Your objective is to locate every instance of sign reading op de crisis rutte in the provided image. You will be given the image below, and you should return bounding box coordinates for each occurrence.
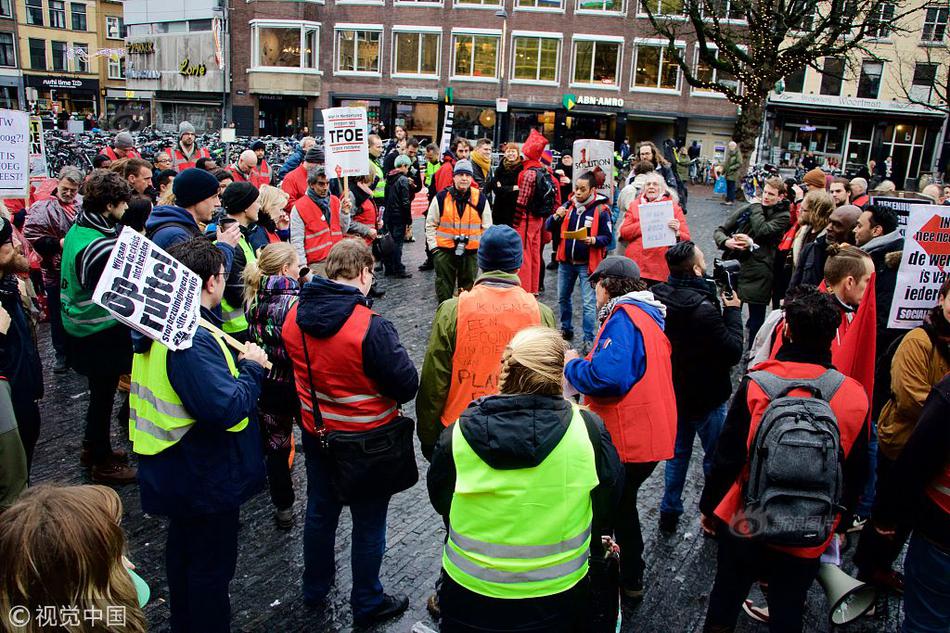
[888,205,950,330]
[0,109,30,196]
[93,227,203,350]
[322,107,369,179]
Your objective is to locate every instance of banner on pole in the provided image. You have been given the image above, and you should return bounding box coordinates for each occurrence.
[29,115,48,184]
[322,107,369,179]
[93,227,203,350]
[639,200,676,249]
[887,205,950,330]
[0,109,30,196]
[438,105,455,157]
[572,139,614,200]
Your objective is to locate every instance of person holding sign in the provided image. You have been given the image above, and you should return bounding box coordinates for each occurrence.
[131,238,268,633]
[60,170,137,485]
[619,173,691,285]
[545,172,613,351]
[289,167,349,277]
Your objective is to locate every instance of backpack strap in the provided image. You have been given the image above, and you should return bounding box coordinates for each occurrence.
[748,369,846,402]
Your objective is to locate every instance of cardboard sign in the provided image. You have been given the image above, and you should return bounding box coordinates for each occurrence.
[572,139,614,201]
[322,107,369,178]
[0,109,30,196]
[887,205,950,330]
[93,227,203,350]
[639,200,676,249]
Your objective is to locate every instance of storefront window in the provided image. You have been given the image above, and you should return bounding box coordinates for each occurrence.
[393,31,440,76]
[857,61,883,99]
[253,22,320,70]
[572,39,620,86]
[26,0,43,25]
[0,86,16,110]
[882,123,933,188]
[778,119,845,167]
[454,105,496,141]
[339,99,382,130]
[49,0,66,29]
[819,57,845,96]
[512,36,559,82]
[453,33,499,79]
[158,103,220,133]
[632,44,680,90]
[336,29,381,74]
[844,121,872,174]
[106,99,151,131]
[0,33,15,68]
[51,41,67,72]
[395,102,438,144]
[575,0,623,12]
[510,110,555,145]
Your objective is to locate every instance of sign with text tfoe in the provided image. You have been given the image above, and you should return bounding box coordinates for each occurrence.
[0,109,30,196]
[93,227,202,350]
[888,205,950,329]
[322,107,369,179]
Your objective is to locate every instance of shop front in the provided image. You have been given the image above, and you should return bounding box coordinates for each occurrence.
[104,89,152,130]
[24,75,99,120]
[257,95,311,137]
[0,72,22,110]
[330,92,447,145]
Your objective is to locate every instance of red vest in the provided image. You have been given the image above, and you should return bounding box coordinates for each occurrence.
[294,194,343,264]
[584,303,677,463]
[283,303,399,435]
[714,359,869,558]
[168,145,211,172]
[352,198,378,245]
[101,146,141,161]
[440,283,542,426]
[253,160,272,189]
[557,199,607,273]
[281,164,309,212]
[228,165,254,184]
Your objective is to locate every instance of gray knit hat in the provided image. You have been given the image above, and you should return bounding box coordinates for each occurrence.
[114,131,134,149]
[179,121,196,136]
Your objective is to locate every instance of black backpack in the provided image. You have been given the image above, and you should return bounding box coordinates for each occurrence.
[529,167,557,218]
[742,369,846,547]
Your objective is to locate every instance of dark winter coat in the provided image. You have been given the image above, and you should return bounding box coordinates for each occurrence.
[860,229,904,358]
[714,200,791,304]
[146,204,235,272]
[789,233,828,290]
[487,160,522,227]
[651,276,744,419]
[23,193,80,286]
[0,275,43,406]
[384,169,413,229]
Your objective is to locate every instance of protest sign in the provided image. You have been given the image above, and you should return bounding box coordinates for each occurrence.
[438,106,455,157]
[887,205,950,329]
[639,200,676,249]
[29,115,48,184]
[0,109,30,196]
[322,107,369,180]
[572,139,614,200]
[870,195,932,238]
[93,227,202,350]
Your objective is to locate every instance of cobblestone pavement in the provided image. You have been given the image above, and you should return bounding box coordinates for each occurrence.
[28,187,901,632]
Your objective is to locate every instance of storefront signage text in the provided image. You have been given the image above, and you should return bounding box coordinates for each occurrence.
[179,58,207,77]
[126,41,155,55]
[575,95,624,109]
[38,78,84,89]
[397,87,438,101]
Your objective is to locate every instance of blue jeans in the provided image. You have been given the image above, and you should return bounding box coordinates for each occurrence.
[903,533,950,632]
[557,263,596,343]
[725,178,737,202]
[856,422,879,518]
[302,432,390,618]
[660,401,728,516]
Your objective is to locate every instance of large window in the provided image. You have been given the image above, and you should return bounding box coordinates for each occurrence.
[0,0,13,18]
[705,0,745,20]
[108,54,124,79]
[516,0,563,10]
[923,4,948,42]
[911,62,938,100]
[73,42,88,72]
[638,0,684,14]
[49,0,66,29]
[251,21,320,70]
[29,38,45,70]
[70,3,86,30]
[576,0,623,12]
[783,67,806,92]
[455,0,502,6]
[819,57,845,96]
[572,38,621,86]
[857,60,883,98]
[393,30,440,77]
[335,28,381,74]
[51,40,66,71]
[512,35,559,83]
[694,47,738,94]
[868,1,895,38]
[106,16,125,39]
[632,42,682,90]
[26,0,43,24]
[452,32,499,79]
[0,33,14,67]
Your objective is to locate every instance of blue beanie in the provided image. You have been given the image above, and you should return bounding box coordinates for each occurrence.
[172,168,221,208]
[477,225,523,273]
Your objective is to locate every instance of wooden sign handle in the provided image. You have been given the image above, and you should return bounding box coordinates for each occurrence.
[200,318,273,370]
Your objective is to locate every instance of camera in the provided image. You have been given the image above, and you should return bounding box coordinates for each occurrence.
[453,234,469,256]
[713,259,741,299]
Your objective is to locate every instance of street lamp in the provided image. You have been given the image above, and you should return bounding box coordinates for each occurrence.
[495,8,508,145]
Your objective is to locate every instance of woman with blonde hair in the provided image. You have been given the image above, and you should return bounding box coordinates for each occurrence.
[244,242,301,528]
[250,184,290,249]
[619,172,691,284]
[0,485,147,633]
[791,188,834,270]
[428,326,623,633]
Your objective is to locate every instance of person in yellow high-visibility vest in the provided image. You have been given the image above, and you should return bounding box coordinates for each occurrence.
[216,181,261,340]
[427,326,623,632]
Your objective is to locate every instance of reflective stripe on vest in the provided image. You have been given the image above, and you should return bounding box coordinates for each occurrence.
[169,146,210,172]
[60,224,118,337]
[434,189,484,251]
[283,302,400,434]
[371,158,386,198]
[440,283,541,426]
[925,464,950,516]
[217,236,256,334]
[129,325,248,455]
[296,195,343,264]
[443,404,598,599]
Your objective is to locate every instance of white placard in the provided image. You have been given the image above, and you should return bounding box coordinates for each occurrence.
[438,105,455,157]
[93,227,203,350]
[29,115,48,183]
[220,127,236,143]
[887,205,950,330]
[0,109,30,196]
[572,139,615,201]
[322,107,369,179]
[639,200,676,249]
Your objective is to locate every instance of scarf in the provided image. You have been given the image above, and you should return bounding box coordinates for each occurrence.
[306,189,331,224]
[502,156,522,171]
[472,150,491,176]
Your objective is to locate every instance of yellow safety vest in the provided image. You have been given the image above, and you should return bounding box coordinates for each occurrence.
[217,235,256,334]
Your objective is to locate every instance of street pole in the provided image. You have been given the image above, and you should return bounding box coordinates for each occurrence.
[495,9,508,145]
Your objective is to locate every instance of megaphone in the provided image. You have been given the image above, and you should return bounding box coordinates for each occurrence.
[817,563,876,625]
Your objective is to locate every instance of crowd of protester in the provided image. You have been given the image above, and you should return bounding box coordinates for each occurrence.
[0,123,948,633]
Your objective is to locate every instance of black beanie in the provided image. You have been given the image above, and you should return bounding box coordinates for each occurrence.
[221,181,259,215]
[172,168,221,208]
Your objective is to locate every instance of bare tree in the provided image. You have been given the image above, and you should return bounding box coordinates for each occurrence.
[643,0,923,170]
[890,40,950,114]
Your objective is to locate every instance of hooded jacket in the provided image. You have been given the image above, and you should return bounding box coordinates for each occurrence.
[513,130,551,227]
[427,394,623,539]
[651,277,744,419]
[384,169,413,227]
[714,200,791,304]
[23,192,80,285]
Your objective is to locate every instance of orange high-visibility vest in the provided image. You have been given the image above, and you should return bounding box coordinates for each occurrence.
[168,145,211,172]
[434,188,486,251]
[253,160,272,188]
[295,194,343,265]
[440,282,542,426]
[101,146,141,161]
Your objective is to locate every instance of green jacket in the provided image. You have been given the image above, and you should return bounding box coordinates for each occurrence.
[416,272,556,456]
[713,201,791,304]
[724,148,742,180]
[673,151,690,181]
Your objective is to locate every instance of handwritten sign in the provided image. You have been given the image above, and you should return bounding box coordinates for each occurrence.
[93,227,202,350]
[322,107,369,178]
[29,115,48,184]
[887,205,950,329]
[572,139,614,200]
[0,109,30,196]
[639,200,676,249]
